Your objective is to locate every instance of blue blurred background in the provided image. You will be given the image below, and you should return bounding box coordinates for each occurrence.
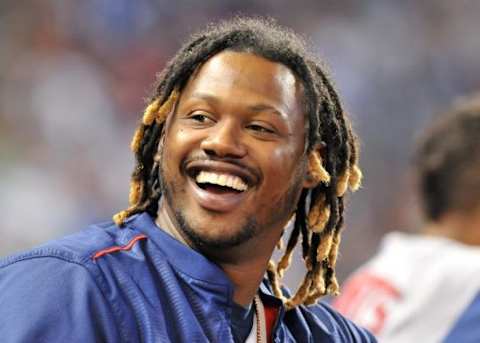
[1,0,479,288]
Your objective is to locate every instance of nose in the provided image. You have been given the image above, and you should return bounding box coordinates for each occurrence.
[200,120,247,158]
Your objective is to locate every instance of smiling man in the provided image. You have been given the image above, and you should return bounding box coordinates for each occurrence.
[0,17,375,342]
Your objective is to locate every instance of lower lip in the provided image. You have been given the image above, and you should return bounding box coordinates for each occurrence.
[187,177,248,212]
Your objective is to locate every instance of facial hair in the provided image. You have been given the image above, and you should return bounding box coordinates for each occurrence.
[158,154,306,251]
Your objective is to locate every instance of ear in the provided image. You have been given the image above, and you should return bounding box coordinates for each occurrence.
[155,89,179,153]
[303,171,317,189]
[303,142,328,189]
[154,151,162,163]
[155,131,166,163]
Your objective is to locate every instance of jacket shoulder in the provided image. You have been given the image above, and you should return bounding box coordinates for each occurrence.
[0,220,142,269]
[0,246,123,341]
[301,301,377,342]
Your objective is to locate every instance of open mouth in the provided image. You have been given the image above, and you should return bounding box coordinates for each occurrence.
[185,163,255,212]
[195,171,248,193]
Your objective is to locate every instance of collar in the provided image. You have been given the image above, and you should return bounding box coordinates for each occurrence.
[125,212,285,313]
[126,213,233,288]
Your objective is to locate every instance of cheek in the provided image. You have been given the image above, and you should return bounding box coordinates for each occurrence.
[163,127,194,163]
[166,125,187,150]
[263,145,304,188]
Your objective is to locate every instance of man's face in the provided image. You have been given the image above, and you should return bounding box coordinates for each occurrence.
[159,50,309,251]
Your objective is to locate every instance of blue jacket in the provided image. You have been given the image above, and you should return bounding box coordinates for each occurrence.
[0,213,376,342]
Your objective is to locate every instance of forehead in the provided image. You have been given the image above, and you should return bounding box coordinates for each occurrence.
[179,50,305,117]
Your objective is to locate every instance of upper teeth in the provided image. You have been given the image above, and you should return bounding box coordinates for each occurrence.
[196,171,248,191]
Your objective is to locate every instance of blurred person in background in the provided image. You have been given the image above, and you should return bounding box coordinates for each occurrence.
[0,17,375,342]
[332,94,480,343]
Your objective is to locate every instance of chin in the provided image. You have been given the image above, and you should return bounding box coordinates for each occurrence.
[176,210,258,250]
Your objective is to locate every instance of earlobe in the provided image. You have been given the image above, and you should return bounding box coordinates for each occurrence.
[154,151,161,163]
[303,170,318,189]
[155,134,166,162]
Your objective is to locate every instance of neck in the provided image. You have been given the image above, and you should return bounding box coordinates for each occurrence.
[155,199,281,306]
[218,255,270,306]
[155,200,191,247]
[422,207,480,246]
[211,236,278,306]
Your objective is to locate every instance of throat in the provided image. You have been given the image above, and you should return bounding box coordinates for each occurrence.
[155,199,192,247]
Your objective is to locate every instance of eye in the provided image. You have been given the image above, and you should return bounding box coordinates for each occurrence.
[183,111,216,126]
[247,123,275,134]
[190,113,213,123]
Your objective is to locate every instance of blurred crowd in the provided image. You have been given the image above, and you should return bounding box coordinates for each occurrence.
[1,0,479,288]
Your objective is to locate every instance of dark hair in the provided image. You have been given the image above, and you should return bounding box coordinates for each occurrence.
[415,94,480,221]
[114,16,361,309]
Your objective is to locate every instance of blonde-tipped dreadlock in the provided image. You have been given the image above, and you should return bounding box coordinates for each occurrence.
[308,151,331,184]
[336,169,349,197]
[128,179,142,205]
[284,272,313,309]
[326,234,341,294]
[267,261,287,303]
[307,194,330,233]
[142,99,161,126]
[112,17,362,310]
[266,55,363,309]
[113,89,179,226]
[270,144,362,309]
[349,165,363,191]
[130,126,145,153]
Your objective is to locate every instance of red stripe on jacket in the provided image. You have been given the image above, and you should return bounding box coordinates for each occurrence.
[92,234,147,260]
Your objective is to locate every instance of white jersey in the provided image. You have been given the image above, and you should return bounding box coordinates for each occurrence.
[332,232,480,343]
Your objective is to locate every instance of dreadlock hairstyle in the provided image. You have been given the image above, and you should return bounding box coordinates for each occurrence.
[415,93,480,222]
[113,16,362,310]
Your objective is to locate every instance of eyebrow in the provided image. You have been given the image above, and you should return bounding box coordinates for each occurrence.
[189,92,284,117]
[248,104,283,117]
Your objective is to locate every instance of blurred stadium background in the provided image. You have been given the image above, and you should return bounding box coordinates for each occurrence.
[1,0,479,288]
